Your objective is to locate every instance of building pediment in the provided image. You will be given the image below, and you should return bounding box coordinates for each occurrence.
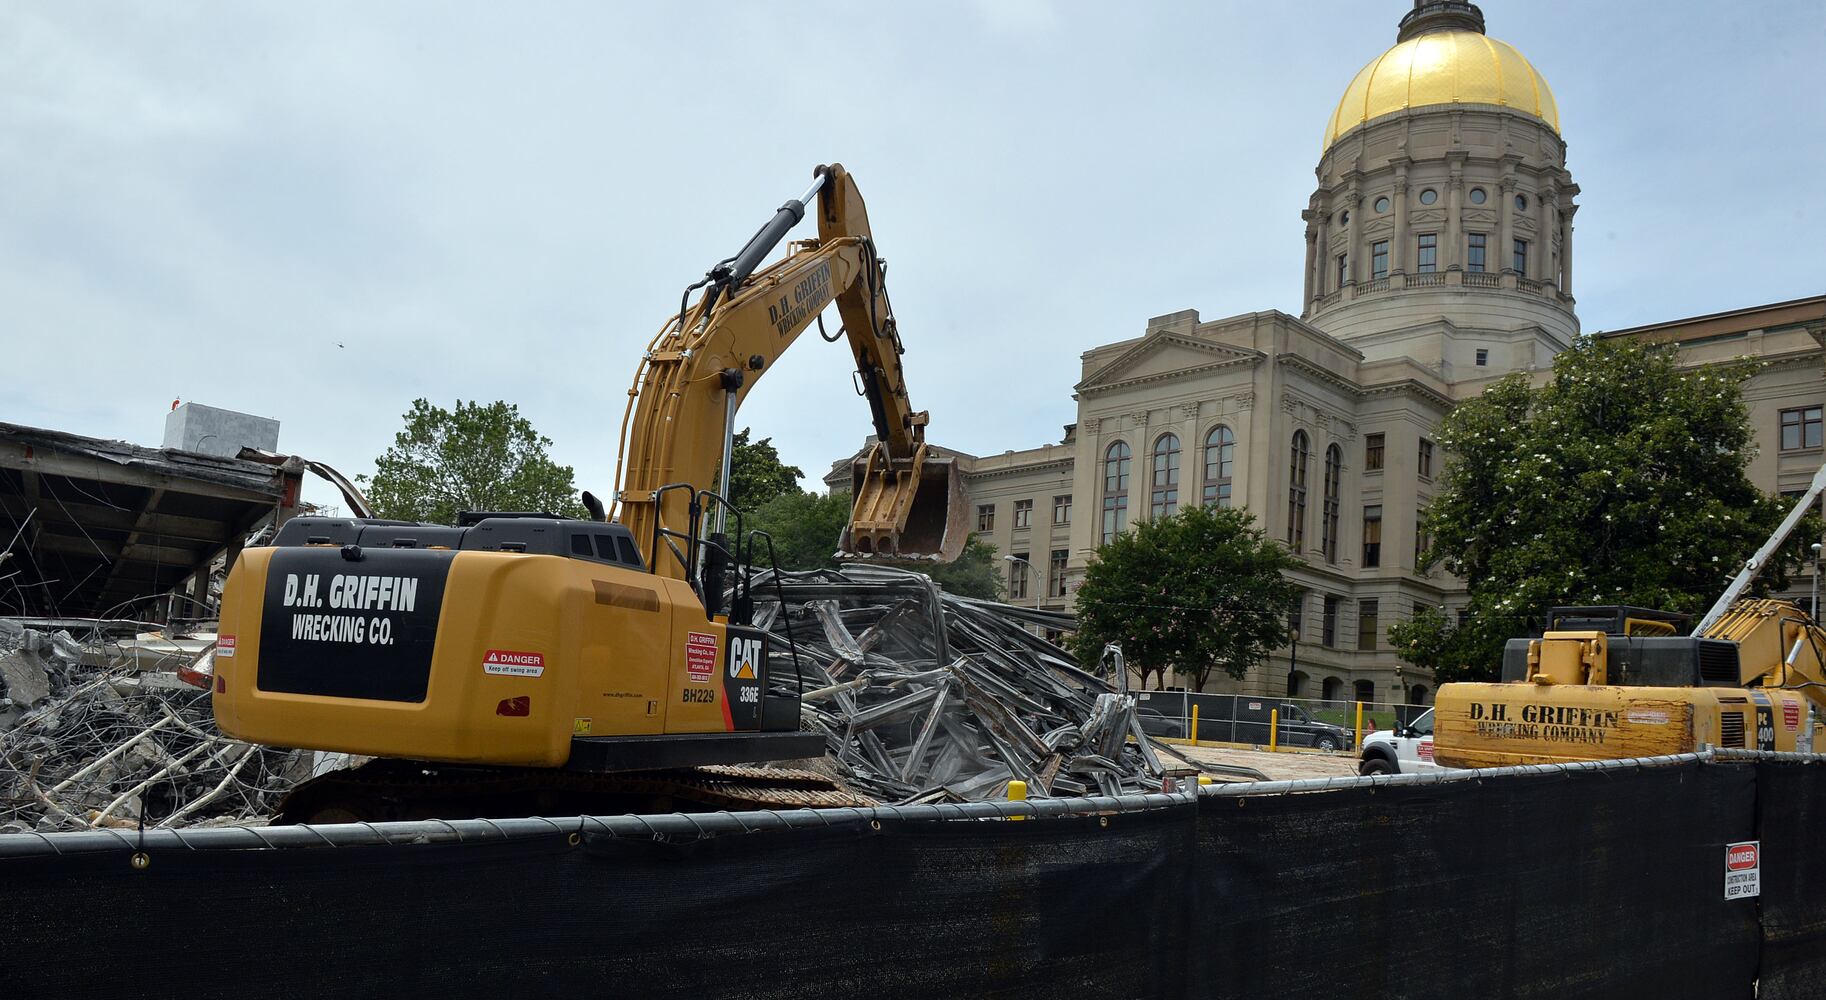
[1075,331,1263,396]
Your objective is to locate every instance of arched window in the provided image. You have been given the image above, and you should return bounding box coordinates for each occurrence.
[1287,431,1310,548]
[1320,444,1342,563]
[1353,679,1375,703]
[1321,676,1343,703]
[1150,434,1180,519]
[1410,684,1429,706]
[1100,441,1130,545]
[1202,425,1234,507]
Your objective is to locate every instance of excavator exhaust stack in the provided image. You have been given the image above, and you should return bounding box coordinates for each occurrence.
[839,442,969,562]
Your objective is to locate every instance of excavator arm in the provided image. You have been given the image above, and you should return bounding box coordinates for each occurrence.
[1700,599,1826,718]
[611,164,966,581]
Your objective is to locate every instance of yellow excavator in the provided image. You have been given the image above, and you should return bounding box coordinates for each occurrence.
[211,164,968,820]
[1434,464,1826,768]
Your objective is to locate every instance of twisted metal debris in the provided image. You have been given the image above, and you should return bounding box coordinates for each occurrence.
[750,565,1190,803]
[0,621,309,832]
[3,566,1187,829]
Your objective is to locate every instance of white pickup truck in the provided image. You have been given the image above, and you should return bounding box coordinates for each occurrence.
[1357,708,1451,775]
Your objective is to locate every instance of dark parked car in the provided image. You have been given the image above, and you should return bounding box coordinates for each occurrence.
[1184,696,1351,750]
[1136,707,1186,739]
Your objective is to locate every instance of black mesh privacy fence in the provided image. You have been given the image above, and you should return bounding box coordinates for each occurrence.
[1748,755,1826,1000]
[3,752,1825,999]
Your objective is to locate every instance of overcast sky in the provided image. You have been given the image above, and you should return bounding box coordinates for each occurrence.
[5,2,1822,512]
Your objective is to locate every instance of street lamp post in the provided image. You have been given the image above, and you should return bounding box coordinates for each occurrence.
[1811,543,1822,619]
[1002,554,1040,610]
[1286,626,1300,697]
[1003,555,1041,636]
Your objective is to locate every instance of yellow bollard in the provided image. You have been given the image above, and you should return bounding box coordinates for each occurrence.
[1191,704,1200,745]
[1269,709,1279,751]
[1354,701,1364,751]
[1006,779,1027,821]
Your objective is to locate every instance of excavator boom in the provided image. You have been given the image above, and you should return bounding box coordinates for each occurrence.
[612,164,967,576]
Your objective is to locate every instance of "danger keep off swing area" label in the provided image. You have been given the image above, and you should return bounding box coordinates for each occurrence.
[482,650,545,678]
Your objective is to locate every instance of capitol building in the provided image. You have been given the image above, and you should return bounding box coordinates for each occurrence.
[830,1,1825,703]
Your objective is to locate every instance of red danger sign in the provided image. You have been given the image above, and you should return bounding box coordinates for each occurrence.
[1784,701,1801,731]
[686,632,718,683]
[1727,843,1758,871]
[217,634,237,659]
[1725,840,1761,900]
[482,649,545,678]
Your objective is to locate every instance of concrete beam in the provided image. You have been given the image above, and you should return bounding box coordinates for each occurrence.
[0,447,280,504]
[0,494,234,546]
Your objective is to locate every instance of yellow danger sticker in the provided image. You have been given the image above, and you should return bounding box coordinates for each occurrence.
[572,717,593,735]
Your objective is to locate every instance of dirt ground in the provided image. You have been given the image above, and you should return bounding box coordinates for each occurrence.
[1164,742,1362,782]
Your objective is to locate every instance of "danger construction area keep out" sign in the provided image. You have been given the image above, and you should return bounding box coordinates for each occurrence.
[1725,841,1760,900]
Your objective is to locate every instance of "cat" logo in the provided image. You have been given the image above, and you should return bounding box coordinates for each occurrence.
[728,637,762,680]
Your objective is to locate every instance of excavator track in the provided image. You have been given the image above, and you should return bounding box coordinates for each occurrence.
[274,759,876,825]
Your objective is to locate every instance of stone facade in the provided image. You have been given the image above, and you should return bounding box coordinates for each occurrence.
[826,3,1824,703]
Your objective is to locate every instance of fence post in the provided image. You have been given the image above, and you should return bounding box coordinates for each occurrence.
[1269,709,1279,751]
[1354,702,1364,751]
[1191,704,1200,745]
[1006,780,1027,821]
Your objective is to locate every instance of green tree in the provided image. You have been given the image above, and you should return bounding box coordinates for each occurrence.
[747,489,1003,598]
[362,399,586,524]
[727,428,804,509]
[1071,504,1303,690]
[878,536,1003,600]
[1404,338,1817,682]
[1386,608,1472,685]
[748,490,850,570]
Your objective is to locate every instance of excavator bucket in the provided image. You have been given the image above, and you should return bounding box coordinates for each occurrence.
[839,442,969,562]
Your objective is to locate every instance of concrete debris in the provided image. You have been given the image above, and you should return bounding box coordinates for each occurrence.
[749,565,1196,803]
[0,622,309,833]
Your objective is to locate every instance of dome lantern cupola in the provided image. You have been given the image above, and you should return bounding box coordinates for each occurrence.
[1396,0,1486,42]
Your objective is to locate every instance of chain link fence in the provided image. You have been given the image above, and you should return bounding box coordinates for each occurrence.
[1133,690,1427,750]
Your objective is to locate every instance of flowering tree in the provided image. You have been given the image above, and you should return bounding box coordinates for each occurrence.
[1393,337,1818,683]
[1071,504,1303,690]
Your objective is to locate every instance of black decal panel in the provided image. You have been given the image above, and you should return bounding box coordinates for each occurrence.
[257,548,452,702]
[722,625,766,731]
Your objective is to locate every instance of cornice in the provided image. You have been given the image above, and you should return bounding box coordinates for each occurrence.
[1076,330,1265,396]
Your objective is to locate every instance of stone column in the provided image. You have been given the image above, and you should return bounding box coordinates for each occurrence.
[1498,177,1515,273]
[1343,184,1361,286]
[1390,162,1410,275]
[1313,211,1330,298]
[1445,166,1464,270]
[1302,221,1317,305]
[1179,402,1202,511]
[1537,183,1558,282]
[1128,410,1150,525]
[1560,204,1575,295]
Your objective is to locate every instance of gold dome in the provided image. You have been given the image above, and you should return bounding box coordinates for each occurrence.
[1322,30,1559,152]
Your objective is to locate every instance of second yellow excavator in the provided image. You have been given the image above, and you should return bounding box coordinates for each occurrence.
[210,164,968,820]
[1434,464,1826,768]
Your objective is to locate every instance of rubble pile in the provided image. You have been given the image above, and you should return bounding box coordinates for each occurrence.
[0,623,308,833]
[751,565,1188,803]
